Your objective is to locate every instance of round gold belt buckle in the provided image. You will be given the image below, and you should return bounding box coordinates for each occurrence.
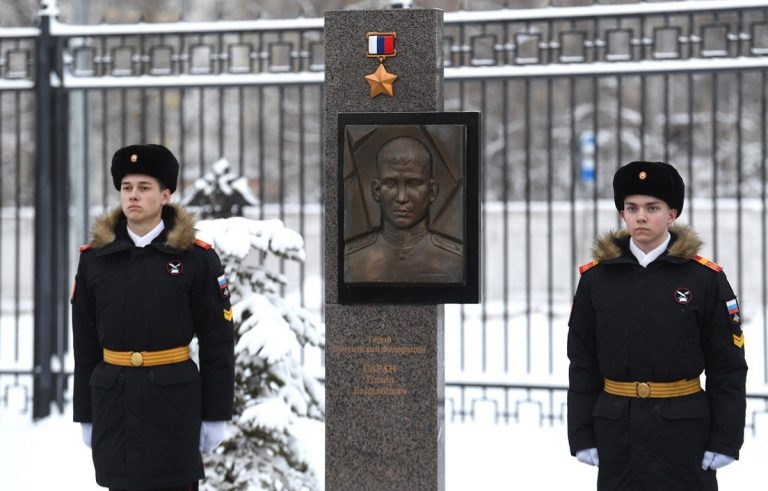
[636,382,651,398]
[130,352,144,367]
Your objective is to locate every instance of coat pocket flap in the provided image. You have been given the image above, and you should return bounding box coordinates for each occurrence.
[592,394,628,420]
[89,363,121,388]
[660,392,708,420]
[151,361,199,386]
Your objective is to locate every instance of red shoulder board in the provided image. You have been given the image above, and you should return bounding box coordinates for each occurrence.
[578,260,599,275]
[194,238,212,250]
[79,243,92,252]
[692,255,722,272]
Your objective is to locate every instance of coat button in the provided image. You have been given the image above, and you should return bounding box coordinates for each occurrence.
[130,352,144,367]
[637,382,651,398]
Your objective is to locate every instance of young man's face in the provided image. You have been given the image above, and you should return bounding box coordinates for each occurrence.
[372,158,437,230]
[120,174,170,230]
[620,194,677,252]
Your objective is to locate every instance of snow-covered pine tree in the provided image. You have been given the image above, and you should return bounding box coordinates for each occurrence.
[184,157,260,218]
[187,167,325,491]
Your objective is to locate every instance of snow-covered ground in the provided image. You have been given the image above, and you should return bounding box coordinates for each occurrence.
[1,403,766,490]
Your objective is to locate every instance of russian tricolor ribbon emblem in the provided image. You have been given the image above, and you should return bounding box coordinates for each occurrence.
[365,32,398,98]
[368,34,396,56]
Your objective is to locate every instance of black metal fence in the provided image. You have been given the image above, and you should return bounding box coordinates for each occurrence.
[1,1,768,428]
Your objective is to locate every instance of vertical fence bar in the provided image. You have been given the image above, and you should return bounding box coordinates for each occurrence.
[569,77,577,292]
[687,73,694,227]
[139,35,147,144]
[524,78,532,374]
[639,76,646,161]
[199,87,205,174]
[238,86,244,175]
[616,75,623,229]
[179,87,186,197]
[459,79,466,372]
[0,93,3,341]
[160,88,166,145]
[14,91,21,363]
[299,85,306,311]
[502,78,509,373]
[278,85,285,295]
[120,88,127,145]
[258,86,265,219]
[736,71,743,302]
[547,77,554,375]
[32,11,54,420]
[480,79,487,374]
[298,84,306,365]
[762,69,768,384]
[664,74,670,164]
[81,90,90,245]
[53,33,70,412]
[218,86,224,160]
[711,73,719,261]
[591,76,598,240]
[101,89,109,209]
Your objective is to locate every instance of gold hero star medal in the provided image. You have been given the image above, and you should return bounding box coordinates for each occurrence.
[365,32,397,97]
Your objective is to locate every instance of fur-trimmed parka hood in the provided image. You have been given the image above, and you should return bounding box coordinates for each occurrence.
[90,203,197,251]
[592,223,702,262]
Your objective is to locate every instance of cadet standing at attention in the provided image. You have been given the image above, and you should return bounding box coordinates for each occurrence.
[71,144,235,491]
[568,161,747,490]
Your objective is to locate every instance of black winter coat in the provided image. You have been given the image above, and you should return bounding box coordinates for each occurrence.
[72,204,235,489]
[568,224,747,491]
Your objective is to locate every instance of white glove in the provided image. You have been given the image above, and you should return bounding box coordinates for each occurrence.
[81,422,93,448]
[701,451,735,471]
[199,421,227,453]
[576,447,599,467]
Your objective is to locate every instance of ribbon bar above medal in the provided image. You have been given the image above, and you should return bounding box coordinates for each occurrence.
[365,32,398,98]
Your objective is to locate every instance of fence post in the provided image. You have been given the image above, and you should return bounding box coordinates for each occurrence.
[32,0,61,420]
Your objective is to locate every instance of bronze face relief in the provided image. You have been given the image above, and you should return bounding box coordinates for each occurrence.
[337,112,480,304]
[343,129,465,284]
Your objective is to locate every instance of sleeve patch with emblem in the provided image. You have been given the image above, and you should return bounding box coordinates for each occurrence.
[217,274,230,298]
[223,308,233,321]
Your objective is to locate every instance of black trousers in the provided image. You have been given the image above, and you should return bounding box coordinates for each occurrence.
[109,483,198,491]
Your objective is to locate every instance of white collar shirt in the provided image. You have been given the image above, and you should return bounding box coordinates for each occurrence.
[127,220,165,248]
[629,232,671,268]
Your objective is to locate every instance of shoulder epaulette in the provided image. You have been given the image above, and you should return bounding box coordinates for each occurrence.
[79,243,92,252]
[344,232,378,255]
[692,254,722,272]
[578,259,599,275]
[194,238,212,250]
[431,234,463,256]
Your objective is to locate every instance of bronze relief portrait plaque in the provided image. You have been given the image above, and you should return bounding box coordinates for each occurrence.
[338,112,480,304]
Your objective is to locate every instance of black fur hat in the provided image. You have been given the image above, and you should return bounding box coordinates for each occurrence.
[111,144,179,193]
[613,161,685,217]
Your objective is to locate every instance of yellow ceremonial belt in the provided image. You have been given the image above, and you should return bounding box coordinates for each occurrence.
[603,377,701,399]
[103,346,190,367]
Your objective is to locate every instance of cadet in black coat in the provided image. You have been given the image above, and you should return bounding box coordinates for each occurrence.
[568,161,747,490]
[72,144,235,490]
